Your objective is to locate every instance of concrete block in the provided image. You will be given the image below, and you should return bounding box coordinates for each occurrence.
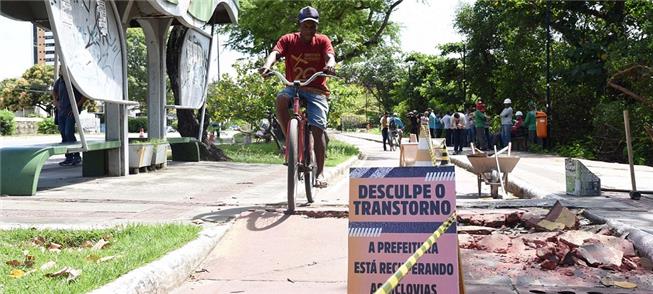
[565,158,601,196]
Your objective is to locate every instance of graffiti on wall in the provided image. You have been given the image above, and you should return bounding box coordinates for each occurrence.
[46,0,124,102]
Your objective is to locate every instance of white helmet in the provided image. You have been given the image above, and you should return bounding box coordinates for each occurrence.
[515,111,523,116]
[503,98,512,104]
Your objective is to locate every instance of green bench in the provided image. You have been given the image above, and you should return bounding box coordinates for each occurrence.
[167,137,201,162]
[0,140,121,196]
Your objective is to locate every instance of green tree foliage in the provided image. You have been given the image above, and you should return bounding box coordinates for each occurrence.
[206,61,277,128]
[218,0,402,62]
[0,109,16,136]
[454,0,653,164]
[0,64,55,113]
[206,60,371,130]
[126,28,148,111]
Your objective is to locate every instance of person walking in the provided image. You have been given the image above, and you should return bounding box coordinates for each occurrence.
[474,101,487,150]
[428,108,437,138]
[452,112,465,154]
[466,106,475,147]
[380,112,390,151]
[409,110,420,141]
[442,112,452,146]
[523,102,537,147]
[500,98,513,148]
[52,70,85,166]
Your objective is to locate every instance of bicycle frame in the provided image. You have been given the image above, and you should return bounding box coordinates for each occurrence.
[265,70,328,210]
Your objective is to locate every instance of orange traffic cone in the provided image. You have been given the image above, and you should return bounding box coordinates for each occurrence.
[138,128,145,138]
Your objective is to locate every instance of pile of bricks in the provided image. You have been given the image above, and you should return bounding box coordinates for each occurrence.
[457,204,651,272]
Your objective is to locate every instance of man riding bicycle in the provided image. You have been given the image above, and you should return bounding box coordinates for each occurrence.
[389,112,404,146]
[259,6,336,188]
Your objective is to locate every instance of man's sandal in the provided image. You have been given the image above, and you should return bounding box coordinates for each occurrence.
[314,178,328,188]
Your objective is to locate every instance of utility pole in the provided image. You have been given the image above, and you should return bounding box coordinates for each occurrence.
[545,0,552,148]
[462,43,467,102]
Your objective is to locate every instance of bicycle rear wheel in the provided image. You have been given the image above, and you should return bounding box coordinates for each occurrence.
[304,128,316,203]
[287,119,299,213]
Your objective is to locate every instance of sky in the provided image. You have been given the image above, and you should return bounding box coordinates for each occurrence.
[0,0,471,81]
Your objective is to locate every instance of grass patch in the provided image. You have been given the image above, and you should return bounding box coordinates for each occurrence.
[0,224,200,294]
[220,139,359,167]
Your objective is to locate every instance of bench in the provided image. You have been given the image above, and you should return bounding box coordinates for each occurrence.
[0,140,121,196]
[167,137,201,162]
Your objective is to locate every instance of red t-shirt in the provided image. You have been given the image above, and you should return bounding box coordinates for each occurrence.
[273,32,334,94]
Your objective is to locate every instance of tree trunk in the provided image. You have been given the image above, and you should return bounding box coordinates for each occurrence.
[166,26,229,161]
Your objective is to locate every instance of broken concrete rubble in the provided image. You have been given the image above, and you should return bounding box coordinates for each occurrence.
[575,243,623,269]
[458,206,643,273]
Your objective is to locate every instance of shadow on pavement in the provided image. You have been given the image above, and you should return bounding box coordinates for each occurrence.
[245,210,291,232]
[193,206,260,224]
[37,159,99,192]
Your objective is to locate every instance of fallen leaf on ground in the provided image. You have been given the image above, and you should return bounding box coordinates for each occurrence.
[8,269,24,279]
[81,240,94,248]
[40,261,56,271]
[102,234,113,241]
[48,243,62,252]
[613,281,637,289]
[5,260,21,267]
[91,239,110,251]
[45,267,81,282]
[287,278,295,283]
[86,254,101,262]
[600,277,614,287]
[23,255,34,267]
[30,236,45,246]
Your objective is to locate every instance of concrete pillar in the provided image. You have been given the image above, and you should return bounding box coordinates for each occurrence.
[138,18,173,139]
[106,103,128,176]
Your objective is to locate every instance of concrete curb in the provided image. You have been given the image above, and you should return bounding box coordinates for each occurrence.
[90,221,235,294]
[323,152,367,183]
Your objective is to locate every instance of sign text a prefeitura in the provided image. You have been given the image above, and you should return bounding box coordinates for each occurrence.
[347,166,459,294]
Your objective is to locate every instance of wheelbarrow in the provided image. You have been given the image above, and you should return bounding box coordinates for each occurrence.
[467,144,520,199]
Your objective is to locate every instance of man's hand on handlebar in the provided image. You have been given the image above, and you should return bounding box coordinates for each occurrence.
[258,67,271,77]
[323,65,336,76]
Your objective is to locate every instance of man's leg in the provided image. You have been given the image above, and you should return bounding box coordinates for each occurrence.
[303,90,329,186]
[382,128,389,150]
[276,94,291,137]
[313,127,326,177]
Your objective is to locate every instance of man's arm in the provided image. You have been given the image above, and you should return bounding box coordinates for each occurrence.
[259,51,280,76]
[323,53,336,75]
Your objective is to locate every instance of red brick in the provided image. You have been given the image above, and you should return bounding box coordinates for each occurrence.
[458,233,476,249]
[476,234,512,253]
[458,226,497,235]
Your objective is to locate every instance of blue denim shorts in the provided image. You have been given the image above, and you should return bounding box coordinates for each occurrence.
[278,87,329,130]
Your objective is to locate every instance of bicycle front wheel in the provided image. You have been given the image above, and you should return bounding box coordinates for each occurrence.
[287,119,299,213]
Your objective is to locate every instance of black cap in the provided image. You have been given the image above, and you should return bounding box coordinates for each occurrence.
[298,6,319,23]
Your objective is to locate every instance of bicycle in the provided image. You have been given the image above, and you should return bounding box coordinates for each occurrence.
[265,70,329,212]
[388,128,401,151]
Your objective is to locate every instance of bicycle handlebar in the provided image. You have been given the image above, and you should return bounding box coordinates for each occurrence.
[264,70,330,87]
